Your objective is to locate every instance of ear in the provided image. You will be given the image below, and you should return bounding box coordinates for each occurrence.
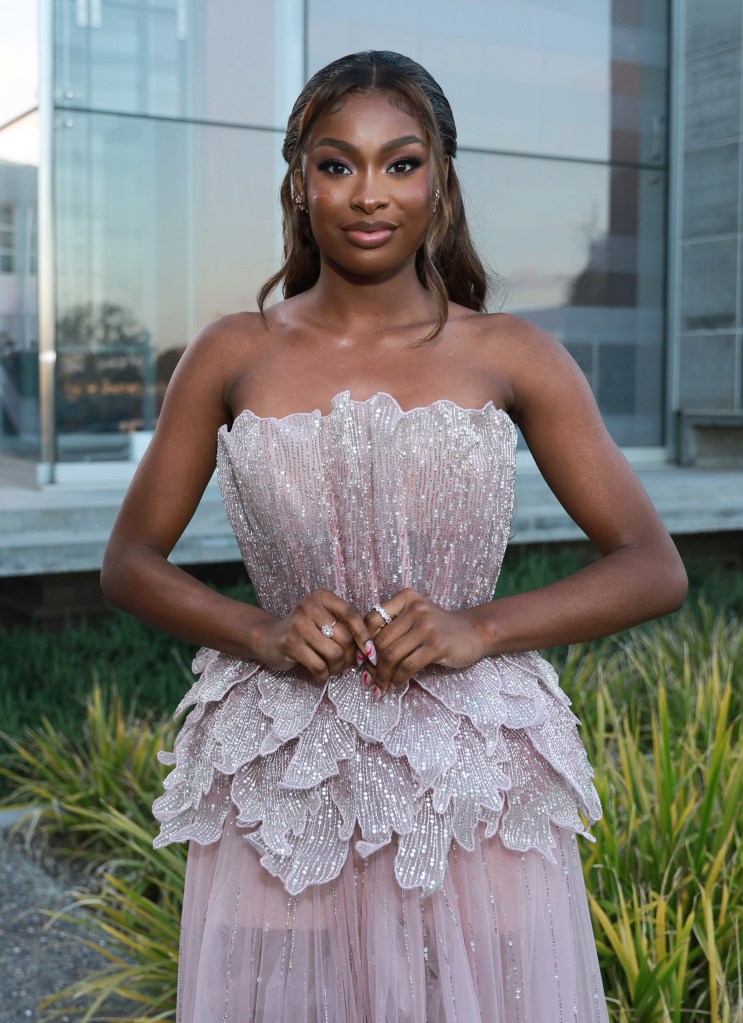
[292,168,305,200]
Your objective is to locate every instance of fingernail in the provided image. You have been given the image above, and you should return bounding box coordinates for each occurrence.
[365,641,377,666]
[362,671,372,688]
[372,686,382,702]
[355,648,364,665]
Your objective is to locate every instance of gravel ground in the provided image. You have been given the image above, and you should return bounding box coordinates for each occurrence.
[0,821,134,1022]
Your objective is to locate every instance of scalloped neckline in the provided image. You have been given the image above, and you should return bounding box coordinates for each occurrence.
[223,389,514,435]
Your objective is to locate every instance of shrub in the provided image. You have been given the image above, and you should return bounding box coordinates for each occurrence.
[1,575,741,1020]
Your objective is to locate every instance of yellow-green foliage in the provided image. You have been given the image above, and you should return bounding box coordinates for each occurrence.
[569,606,743,1022]
[1,604,741,1022]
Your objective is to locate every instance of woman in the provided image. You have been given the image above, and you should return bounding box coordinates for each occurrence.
[102,50,687,1022]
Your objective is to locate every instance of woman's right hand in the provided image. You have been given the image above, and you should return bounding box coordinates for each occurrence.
[251,589,373,684]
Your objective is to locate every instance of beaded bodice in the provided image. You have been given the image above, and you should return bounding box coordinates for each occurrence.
[218,390,516,616]
[153,391,601,897]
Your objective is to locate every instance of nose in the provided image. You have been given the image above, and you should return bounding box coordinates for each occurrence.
[350,171,389,214]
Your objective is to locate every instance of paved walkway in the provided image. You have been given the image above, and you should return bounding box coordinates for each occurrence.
[0,814,133,1021]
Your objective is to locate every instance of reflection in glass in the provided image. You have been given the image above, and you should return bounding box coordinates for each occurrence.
[308,0,668,164]
[54,111,282,460]
[54,0,283,128]
[459,151,666,445]
[0,112,39,460]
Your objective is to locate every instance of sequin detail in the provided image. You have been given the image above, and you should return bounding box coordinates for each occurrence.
[153,391,602,896]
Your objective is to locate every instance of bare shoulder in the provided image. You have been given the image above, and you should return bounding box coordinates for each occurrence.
[471,310,566,364]
[445,309,577,417]
[168,311,270,413]
[184,310,266,367]
[467,312,591,424]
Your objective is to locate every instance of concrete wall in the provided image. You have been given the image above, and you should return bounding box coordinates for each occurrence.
[677,0,743,464]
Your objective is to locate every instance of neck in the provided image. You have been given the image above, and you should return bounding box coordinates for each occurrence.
[306,257,438,338]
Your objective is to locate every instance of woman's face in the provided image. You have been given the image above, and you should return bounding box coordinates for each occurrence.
[301,91,435,281]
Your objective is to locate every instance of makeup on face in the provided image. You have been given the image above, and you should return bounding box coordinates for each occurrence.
[301,94,434,265]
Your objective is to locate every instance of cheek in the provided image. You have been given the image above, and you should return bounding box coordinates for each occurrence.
[305,171,345,203]
[402,186,433,221]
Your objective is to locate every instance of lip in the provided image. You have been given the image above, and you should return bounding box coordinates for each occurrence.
[342,221,398,249]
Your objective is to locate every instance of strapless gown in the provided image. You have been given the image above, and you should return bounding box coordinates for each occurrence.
[153,391,610,1023]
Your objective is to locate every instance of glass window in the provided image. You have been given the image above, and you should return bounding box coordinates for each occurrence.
[54,111,283,460]
[54,0,287,129]
[0,112,39,460]
[458,150,666,445]
[307,0,669,165]
[306,0,669,446]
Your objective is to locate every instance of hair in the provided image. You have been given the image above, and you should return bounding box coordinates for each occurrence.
[257,50,493,340]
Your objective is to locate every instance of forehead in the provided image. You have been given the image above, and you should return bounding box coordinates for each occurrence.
[309,92,427,145]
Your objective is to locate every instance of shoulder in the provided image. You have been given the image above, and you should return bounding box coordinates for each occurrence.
[185,310,267,361]
[174,311,270,391]
[466,310,561,357]
[449,307,561,357]
[449,309,581,419]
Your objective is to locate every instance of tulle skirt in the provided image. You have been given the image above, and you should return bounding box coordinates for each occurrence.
[177,806,609,1022]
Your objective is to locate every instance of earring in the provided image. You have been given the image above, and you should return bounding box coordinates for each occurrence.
[293,193,307,213]
[432,187,441,214]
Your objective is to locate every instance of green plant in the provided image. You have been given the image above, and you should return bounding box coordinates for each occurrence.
[0,684,178,872]
[576,608,743,1021]
[1,578,741,1020]
[40,808,184,1022]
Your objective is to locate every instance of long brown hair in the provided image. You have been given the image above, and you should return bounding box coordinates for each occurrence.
[257,50,493,339]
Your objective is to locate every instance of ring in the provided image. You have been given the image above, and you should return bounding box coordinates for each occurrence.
[320,620,336,639]
[371,603,393,626]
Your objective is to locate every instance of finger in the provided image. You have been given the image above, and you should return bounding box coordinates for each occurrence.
[364,592,403,632]
[374,625,421,691]
[290,643,337,683]
[288,620,350,680]
[389,644,432,687]
[318,621,358,672]
[363,592,412,661]
[365,604,393,635]
[374,641,425,694]
[310,628,352,678]
[318,594,374,664]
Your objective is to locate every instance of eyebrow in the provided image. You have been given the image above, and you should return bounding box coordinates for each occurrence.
[312,134,427,154]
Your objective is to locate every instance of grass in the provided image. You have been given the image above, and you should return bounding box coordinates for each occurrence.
[0,551,742,1020]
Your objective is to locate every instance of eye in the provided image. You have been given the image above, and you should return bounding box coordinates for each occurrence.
[387,157,423,174]
[317,159,352,175]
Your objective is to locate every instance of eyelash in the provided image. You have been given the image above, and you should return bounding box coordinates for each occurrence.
[316,156,423,176]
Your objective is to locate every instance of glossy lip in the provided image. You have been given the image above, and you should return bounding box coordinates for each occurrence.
[342,220,398,249]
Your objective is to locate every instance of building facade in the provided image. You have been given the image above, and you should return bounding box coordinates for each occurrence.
[0,0,740,485]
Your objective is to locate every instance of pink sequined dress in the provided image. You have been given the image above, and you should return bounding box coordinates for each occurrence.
[153,391,610,1022]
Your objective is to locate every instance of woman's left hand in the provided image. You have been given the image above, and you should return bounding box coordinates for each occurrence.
[362,589,489,694]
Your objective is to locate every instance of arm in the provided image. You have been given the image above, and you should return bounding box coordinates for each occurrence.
[100,316,371,679]
[470,317,688,654]
[369,316,687,690]
[100,316,269,657]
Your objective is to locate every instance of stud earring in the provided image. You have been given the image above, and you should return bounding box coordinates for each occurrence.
[432,187,441,214]
[293,193,307,213]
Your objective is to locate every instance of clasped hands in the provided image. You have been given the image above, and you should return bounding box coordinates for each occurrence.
[255,587,489,699]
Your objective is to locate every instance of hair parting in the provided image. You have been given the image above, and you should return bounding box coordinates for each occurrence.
[257,50,494,340]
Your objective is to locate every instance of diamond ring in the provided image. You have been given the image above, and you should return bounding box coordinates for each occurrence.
[371,603,393,626]
[320,620,336,639]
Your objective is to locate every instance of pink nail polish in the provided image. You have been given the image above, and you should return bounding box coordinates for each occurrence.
[356,648,364,665]
[366,641,377,666]
[362,671,372,688]
[372,686,382,702]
